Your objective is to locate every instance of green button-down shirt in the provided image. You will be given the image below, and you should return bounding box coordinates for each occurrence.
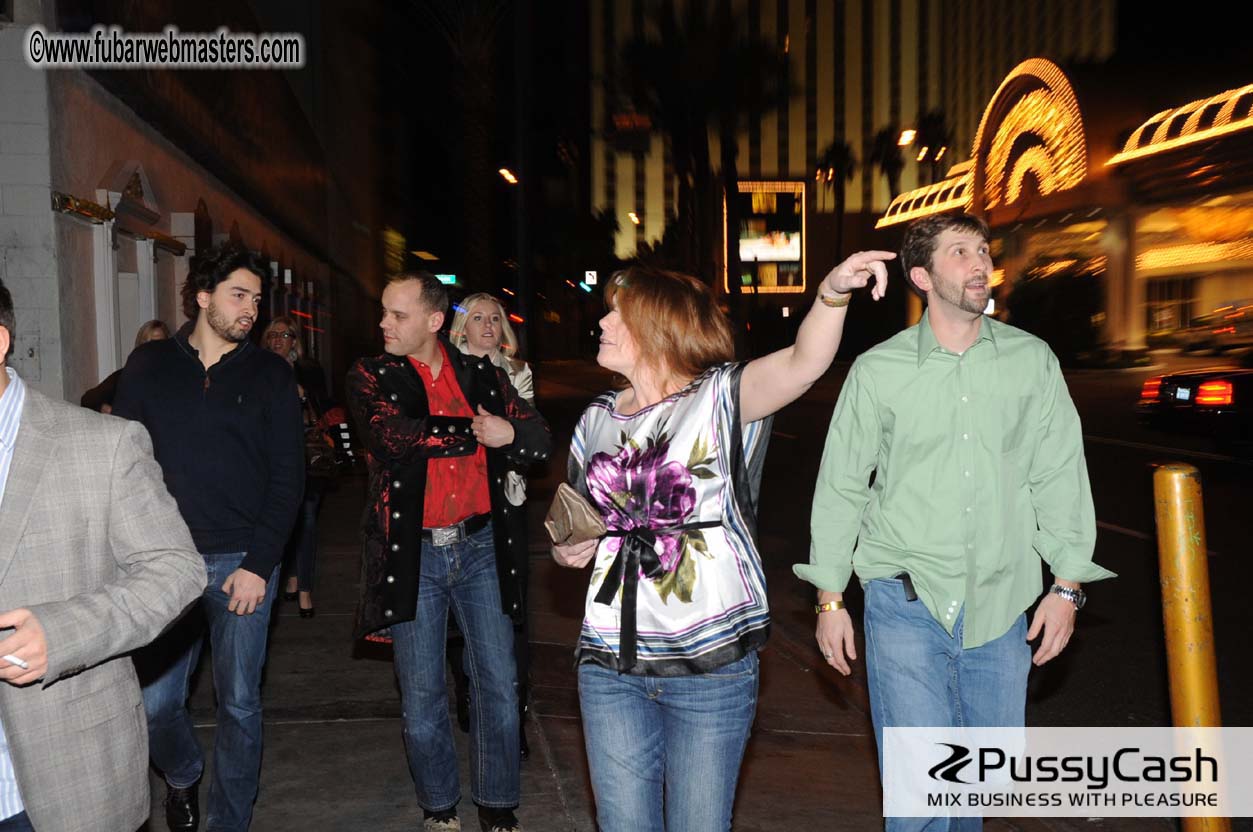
[795,311,1115,648]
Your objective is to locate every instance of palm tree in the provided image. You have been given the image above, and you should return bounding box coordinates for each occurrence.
[913,110,954,185]
[413,0,510,289]
[815,139,857,260]
[867,126,905,201]
[621,2,787,286]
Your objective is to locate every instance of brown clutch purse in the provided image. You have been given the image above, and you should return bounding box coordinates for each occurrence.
[544,482,607,546]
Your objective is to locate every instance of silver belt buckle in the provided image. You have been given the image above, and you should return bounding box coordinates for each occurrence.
[431,525,460,546]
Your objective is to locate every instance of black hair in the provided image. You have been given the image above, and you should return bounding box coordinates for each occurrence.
[0,278,13,360]
[181,242,272,320]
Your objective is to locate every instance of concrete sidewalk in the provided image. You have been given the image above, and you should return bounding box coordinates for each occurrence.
[139,364,1174,831]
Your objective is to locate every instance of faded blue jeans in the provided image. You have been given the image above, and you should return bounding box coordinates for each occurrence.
[136,552,278,832]
[390,521,520,812]
[578,650,759,832]
[864,577,1031,832]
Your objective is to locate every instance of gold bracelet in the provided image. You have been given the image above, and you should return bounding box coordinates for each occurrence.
[819,288,851,308]
[814,600,846,614]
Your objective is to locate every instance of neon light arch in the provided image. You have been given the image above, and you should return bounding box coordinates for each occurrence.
[972,58,1087,210]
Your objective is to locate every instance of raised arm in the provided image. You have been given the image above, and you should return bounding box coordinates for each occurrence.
[739,250,895,424]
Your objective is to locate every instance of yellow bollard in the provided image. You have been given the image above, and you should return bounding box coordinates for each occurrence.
[1152,463,1229,832]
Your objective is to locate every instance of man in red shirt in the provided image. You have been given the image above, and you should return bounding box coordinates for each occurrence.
[348,273,550,832]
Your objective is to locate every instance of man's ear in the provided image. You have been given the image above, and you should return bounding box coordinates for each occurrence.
[197,289,212,311]
[908,266,933,295]
[428,310,445,334]
[0,326,10,365]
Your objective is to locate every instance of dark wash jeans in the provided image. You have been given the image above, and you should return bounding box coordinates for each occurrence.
[391,521,520,812]
[135,552,278,832]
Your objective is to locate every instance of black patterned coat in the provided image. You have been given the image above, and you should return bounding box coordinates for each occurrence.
[347,338,551,639]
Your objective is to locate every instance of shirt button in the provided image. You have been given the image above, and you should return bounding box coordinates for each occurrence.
[966,543,974,550]
[965,506,972,513]
[384,609,393,618]
[961,395,968,403]
[391,543,400,552]
[962,433,969,440]
[386,575,395,584]
[392,511,401,520]
[393,480,401,488]
[509,567,517,576]
[389,393,398,402]
[964,471,971,478]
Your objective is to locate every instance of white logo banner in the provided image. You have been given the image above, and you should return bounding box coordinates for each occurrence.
[884,727,1253,817]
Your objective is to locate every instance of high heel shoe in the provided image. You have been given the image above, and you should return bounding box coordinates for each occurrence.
[298,606,315,618]
[282,590,298,601]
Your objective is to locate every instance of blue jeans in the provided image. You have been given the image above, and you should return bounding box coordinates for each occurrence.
[578,651,759,832]
[136,552,278,832]
[0,811,32,831]
[863,577,1030,832]
[391,522,520,811]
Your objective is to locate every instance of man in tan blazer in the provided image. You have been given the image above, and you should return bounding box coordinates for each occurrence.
[0,278,207,831]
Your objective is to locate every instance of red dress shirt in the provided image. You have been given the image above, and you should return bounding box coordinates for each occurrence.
[408,344,491,526]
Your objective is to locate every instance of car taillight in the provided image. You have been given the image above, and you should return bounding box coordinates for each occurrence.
[1195,380,1233,407]
[1139,376,1162,402]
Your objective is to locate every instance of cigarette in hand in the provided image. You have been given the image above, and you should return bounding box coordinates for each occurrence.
[2,654,29,670]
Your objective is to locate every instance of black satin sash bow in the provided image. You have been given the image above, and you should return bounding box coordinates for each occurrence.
[594,520,722,672]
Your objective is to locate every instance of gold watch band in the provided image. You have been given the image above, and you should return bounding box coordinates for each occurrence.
[814,600,846,614]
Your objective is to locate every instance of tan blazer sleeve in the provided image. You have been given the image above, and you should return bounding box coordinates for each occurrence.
[32,420,206,684]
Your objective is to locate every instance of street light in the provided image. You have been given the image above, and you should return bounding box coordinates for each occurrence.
[627,211,641,225]
[498,168,518,185]
[898,129,916,146]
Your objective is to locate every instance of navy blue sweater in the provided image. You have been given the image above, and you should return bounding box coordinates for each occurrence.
[113,328,304,578]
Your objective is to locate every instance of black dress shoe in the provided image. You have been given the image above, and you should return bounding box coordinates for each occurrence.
[164,781,199,832]
[298,606,316,618]
[282,590,298,601]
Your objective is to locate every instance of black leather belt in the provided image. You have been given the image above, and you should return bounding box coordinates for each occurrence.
[422,512,491,546]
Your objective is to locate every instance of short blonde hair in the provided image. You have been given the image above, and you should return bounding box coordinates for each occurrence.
[449,293,521,357]
[262,315,303,360]
[134,319,170,349]
[604,267,734,382]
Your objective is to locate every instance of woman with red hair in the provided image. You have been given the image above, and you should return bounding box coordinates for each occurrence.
[553,250,894,830]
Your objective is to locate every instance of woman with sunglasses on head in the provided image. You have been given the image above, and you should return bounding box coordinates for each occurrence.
[263,316,330,619]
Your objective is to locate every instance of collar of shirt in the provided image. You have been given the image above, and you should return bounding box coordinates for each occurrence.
[916,309,999,367]
[407,341,453,383]
[0,367,26,453]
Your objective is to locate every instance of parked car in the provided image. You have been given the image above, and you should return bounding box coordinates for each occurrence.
[1179,301,1253,354]
[1137,366,1252,454]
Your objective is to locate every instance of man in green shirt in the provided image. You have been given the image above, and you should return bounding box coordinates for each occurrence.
[796,213,1114,830]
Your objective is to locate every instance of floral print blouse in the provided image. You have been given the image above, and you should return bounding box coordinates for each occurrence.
[568,363,772,676]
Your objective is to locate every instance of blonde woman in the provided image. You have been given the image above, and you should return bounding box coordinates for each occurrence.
[80,319,170,413]
[450,293,534,403]
[448,292,538,761]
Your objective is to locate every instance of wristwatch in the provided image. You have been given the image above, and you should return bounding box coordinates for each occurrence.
[1048,584,1086,610]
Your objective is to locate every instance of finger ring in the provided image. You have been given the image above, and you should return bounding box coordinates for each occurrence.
[822,651,833,658]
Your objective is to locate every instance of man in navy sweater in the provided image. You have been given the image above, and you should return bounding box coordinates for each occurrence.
[114,243,304,832]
